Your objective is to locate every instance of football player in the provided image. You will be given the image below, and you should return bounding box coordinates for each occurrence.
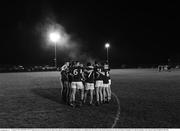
[60,62,70,103]
[102,62,111,103]
[83,62,95,105]
[69,61,84,107]
[94,61,104,105]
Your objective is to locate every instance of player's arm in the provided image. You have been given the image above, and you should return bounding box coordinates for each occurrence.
[59,72,62,81]
[61,64,68,71]
[92,70,95,80]
[68,67,74,77]
[98,69,105,75]
[59,68,65,80]
[80,68,85,81]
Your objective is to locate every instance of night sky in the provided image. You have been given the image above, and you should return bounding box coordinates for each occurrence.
[0,1,178,68]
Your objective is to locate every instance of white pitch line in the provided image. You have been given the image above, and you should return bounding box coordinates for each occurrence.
[111,92,121,128]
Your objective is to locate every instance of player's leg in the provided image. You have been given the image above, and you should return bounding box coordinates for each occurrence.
[108,79,112,100]
[80,88,84,105]
[83,90,88,104]
[90,88,94,105]
[64,81,68,102]
[102,85,106,103]
[95,81,100,105]
[99,86,103,104]
[99,81,104,104]
[65,81,69,104]
[109,86,111,101]
[103,83,108,103]
[61,80,66,102]
[77,82,84,106]
[105,84,109,102]
[103,83,109,103]
[95,87,100,105]
[108,88,111,101]
[88,83,94,105]
[83,83,88,104]
[72,87,76,105]
[81,83,85,102]
[67,82,71,104]
[70,82,76,107]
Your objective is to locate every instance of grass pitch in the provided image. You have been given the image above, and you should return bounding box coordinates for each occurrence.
[0,69,180,128]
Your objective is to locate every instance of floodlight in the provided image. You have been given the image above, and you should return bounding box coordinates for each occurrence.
[49,32,60,43]
[105,43,110,48]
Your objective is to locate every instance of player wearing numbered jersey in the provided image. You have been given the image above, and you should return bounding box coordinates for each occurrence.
[102,62,111,103]
[69,61,84,107]
[94,61,104,105]
[83,62,95,105]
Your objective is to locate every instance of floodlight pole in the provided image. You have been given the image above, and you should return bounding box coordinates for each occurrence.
[49,31,60,70]
[106,47,109,63]
[105,43,110,64]
[54,42,57,69]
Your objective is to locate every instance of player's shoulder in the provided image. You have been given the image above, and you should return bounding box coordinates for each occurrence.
[99,65,103,70]
[83,66,88,71]
[96,65,101,68]
[69,66,75,71]
[87,65,93,69]
[78,66,84,70]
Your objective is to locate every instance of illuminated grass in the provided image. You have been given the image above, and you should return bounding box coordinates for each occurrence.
[0,69,180,127]
[0,72,117,128]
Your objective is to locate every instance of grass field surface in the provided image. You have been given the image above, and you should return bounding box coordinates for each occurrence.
[0,69,180,128]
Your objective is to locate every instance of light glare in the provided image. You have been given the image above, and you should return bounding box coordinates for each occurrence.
[105,43,110,48]
[49,32,60,43]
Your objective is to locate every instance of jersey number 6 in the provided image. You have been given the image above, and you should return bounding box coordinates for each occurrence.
[73,69,78,75]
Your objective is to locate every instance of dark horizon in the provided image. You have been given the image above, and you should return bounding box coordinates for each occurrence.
[0,1,178,68]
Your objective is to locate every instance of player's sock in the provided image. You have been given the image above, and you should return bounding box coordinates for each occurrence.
[100,100,103,104]
[70,101,75,107]
[89,102,94,106]
[106,100,110,103]
[83,99,86,104]
[95,101,100,106]
[79,100,83,106]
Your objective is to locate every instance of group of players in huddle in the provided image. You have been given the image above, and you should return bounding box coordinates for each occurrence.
[60,61,111,108]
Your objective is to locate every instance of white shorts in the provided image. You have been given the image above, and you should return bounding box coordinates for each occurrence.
[95,80,103,87]
[103,84,109,88]
[85,83,94,90]
[109,79,111,85]
[71,82,84,89]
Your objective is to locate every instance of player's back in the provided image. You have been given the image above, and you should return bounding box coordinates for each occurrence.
[94,65,103,80]
[70,65,83,82]
[61,69,68,81]
[84,66,94,83]
[102,68,110,84]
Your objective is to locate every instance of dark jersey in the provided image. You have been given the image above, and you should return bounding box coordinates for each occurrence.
[104,65,110,78]
[102,68,110,84]
[84,66,94,83]
[61,69,69,81]
[69,66,83,82]
[68,65,73,82]
[94,65,103,80]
